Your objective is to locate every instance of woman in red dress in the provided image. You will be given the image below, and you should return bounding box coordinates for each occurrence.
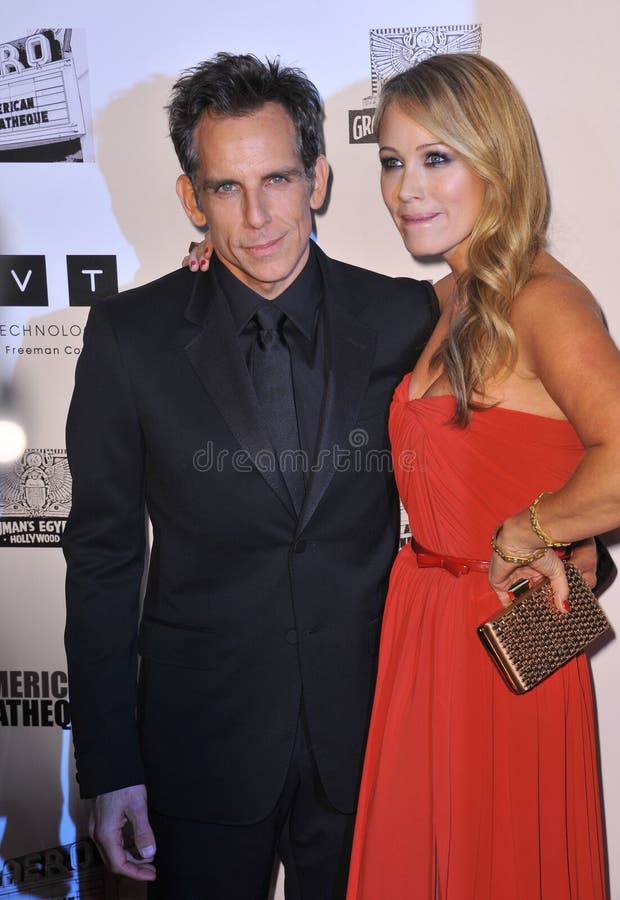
[346,53,620,899]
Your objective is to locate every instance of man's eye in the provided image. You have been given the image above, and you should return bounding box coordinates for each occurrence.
[215,183,236,193]
[269,175,286,185]
[380,157,402,170]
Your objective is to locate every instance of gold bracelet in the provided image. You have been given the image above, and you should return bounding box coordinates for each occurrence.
[491,525,548,565]
[529,492,571,547]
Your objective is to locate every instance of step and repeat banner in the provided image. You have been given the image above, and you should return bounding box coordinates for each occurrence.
[1,1,619,897]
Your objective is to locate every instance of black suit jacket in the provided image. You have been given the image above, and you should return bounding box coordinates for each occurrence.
[64,245,438,823]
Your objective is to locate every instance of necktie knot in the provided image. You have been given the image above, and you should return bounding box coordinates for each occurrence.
[255,305,285,350]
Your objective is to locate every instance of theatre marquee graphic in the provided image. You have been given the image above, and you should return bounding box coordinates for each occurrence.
[0,838,119,899]
[349,24,483,144]
[0,28,91,162]
[0,449,71,547]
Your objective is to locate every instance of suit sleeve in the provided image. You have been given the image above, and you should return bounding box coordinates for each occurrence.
[400,277,440,327]
[594,535,616,593]
[63,300,147,798]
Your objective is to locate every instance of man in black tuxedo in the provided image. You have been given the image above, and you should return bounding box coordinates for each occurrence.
[62,52,438,898]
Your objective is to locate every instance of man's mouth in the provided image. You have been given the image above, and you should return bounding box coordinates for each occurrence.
[243,236,285,255]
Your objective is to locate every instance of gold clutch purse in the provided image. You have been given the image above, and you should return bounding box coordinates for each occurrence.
[477,562,611,693]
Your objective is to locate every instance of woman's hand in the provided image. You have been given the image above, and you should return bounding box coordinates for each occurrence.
[182,232,213,272]
[488,546,569,612]
[489,518,600,613]
[488,514,569,612]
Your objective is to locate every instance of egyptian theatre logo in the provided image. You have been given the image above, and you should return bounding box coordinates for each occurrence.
[0,449,71,546]
[349,24,482,144]
[0,27,92,162]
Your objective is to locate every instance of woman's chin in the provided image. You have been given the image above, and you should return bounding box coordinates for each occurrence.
[406,248,446,265]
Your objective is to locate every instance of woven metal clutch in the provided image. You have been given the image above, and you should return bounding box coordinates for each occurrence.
[477,562,610,693]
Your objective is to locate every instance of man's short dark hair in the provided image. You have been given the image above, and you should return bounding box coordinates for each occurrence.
[168,52,325,191]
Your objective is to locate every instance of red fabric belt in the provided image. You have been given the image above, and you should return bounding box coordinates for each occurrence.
[410,539,490,577]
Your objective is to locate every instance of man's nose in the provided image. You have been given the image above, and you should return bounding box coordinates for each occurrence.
[244,190,271,229]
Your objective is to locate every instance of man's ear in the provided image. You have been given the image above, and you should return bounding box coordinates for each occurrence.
[176,174,208,228]
[310,155,330,212]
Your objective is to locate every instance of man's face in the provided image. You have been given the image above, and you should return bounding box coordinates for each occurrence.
[177,102,329,299]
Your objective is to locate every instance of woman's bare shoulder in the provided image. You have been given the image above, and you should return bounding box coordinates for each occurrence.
[512,252,602,323]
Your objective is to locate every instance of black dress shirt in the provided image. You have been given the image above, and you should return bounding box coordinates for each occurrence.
[212,244,326,468]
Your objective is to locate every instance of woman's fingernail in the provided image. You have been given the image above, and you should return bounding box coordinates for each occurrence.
[189,259,197,271]
[562,599,570,612]
[200,258,208,271]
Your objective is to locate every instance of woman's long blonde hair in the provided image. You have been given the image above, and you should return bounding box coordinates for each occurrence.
[376,53,550,424]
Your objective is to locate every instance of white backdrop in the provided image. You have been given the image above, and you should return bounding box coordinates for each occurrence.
[1,1,618,898]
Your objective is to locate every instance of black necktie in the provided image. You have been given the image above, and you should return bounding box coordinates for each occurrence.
[252,304,305,513]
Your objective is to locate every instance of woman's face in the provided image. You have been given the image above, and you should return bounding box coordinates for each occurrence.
[378,101,486,274]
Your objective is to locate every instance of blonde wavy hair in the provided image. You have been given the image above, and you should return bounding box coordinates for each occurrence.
[375,53,550,424]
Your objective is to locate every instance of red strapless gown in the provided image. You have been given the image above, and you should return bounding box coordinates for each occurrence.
[346,377,606,900]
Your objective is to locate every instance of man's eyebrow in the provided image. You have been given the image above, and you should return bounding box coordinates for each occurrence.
[201,167,306,191]
[201,177,238,191]
[265,167,305,179]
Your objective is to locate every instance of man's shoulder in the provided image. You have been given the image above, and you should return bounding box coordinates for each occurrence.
[101,266,194,312]
[317,247,438,332]
[87,267,198,336]
[317,246,435,303]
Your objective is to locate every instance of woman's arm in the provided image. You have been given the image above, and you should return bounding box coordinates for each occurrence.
[489,270,620,607]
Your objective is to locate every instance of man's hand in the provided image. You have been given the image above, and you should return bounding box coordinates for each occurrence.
[90,784,156,881]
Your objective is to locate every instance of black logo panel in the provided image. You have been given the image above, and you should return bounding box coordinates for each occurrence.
[0,255,48,306]
[66,255,118,306]
[348,109,377,145]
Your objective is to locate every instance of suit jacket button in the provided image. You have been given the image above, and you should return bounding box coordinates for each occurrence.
[286,629,298,645]
[293,540,307,553]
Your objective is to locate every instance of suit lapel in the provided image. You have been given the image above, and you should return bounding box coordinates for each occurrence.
[183,273,296,517]
[298,254,377,534]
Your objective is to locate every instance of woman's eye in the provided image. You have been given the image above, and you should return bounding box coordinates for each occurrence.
[425,152,450,166]
[380,157,402,170]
